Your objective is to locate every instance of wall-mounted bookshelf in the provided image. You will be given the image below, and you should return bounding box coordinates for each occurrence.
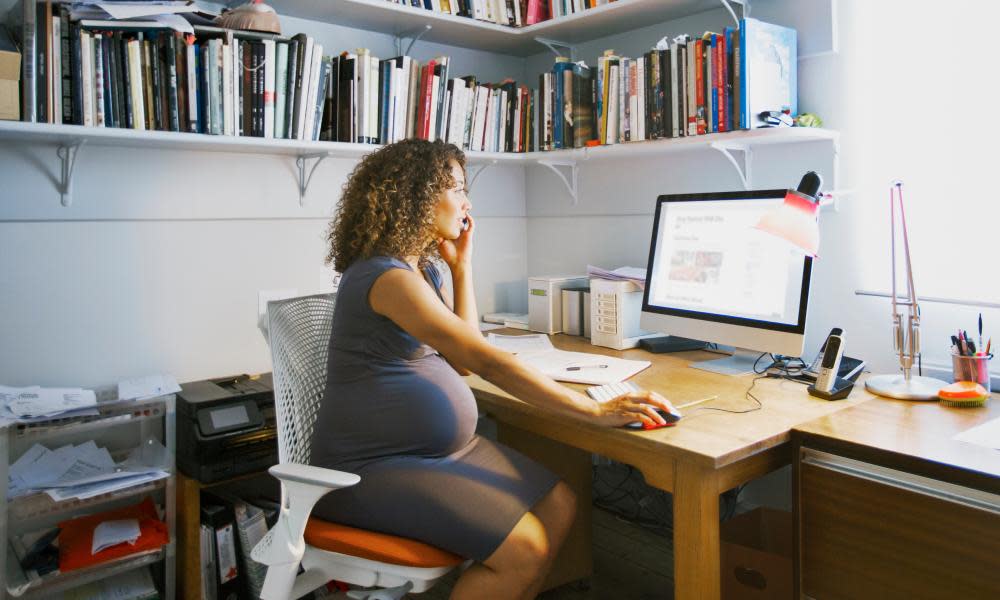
[269,0,745,56]
[0,120,837,206]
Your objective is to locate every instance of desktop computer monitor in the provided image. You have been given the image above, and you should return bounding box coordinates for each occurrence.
[640,190,813,375]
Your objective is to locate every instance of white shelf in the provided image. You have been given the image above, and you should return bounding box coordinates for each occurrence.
[5,547,166,599]
[0,120,835,162]
[0,120,520,163]
[270,0,743,56]
[0,121,837,204]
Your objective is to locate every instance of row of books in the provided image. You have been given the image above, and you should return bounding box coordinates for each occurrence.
[538,19,798,150]
[386,0,612,27]
[16,2,795,153]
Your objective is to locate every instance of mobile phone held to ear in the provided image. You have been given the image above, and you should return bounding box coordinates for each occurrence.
[808,332,854,400]
[461,217,469,231]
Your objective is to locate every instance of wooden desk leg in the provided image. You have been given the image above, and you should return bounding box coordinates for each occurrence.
[176,472,203,600]
[673,460,720,600]
[496,422,593,591]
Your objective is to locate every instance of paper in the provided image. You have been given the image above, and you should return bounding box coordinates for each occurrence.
[2,386,97,418]
[151,13,195,33]
[587,265,647,288]
[117,374,181,401]
[953,417,1000,451]
[487,333,554,354]
[92,518,141,554]
[96,2,197,20]
[519,349,651,385]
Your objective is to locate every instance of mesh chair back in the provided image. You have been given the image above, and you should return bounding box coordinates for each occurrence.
[266,293,337,466]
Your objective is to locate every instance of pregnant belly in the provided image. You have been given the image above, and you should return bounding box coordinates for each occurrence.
[331,356,479,459]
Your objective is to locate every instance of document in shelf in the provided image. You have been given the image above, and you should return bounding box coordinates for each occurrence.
[92,518,141,555]
[117,374,181,401]
[0,385,97,418]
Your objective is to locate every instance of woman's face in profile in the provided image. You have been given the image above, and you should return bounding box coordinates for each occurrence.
[433,160,471,240]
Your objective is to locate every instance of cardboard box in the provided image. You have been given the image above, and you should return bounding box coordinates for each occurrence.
[0,27,19,121]
[720,507,793,600]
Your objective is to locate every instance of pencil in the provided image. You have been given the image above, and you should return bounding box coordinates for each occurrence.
[677,395,719,409]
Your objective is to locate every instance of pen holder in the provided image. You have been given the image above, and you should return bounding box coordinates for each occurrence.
[950,352,992,393]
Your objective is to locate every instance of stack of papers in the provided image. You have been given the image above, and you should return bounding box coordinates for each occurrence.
[8,440,170,502]
[67,1,226,33]
[0,385,99,422]
[487,333,650,385]
[92,518,141,555]
[587,265,648,288]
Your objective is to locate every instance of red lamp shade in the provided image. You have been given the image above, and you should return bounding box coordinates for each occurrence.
[754,190,821,257]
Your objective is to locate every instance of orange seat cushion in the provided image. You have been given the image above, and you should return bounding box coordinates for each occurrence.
[304,517,464,568]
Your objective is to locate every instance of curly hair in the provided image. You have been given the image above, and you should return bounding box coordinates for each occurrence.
[327,139,466,273]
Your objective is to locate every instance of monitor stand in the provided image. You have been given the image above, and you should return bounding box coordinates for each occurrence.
[690,348,766,376]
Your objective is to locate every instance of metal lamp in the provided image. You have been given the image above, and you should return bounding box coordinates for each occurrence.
[864,181,948,400]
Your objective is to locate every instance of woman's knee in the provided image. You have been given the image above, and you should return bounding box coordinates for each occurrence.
[486,513,552,574]
[537,481,577,535]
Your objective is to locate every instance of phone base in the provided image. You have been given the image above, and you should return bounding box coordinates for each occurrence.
[808,377,854,400]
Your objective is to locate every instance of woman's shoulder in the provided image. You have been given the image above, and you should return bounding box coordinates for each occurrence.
[345,255,414,278]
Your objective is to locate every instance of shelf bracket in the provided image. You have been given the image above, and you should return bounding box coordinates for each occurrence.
[534,37,576,61]
[709,142,752,189]
[396,25,432,56]
[296,152,331,205]
[57,140,85,207]
[467,159,498,192]
[537,159,579,205]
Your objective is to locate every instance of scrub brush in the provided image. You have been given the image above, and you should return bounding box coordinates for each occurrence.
[938,381,990,408]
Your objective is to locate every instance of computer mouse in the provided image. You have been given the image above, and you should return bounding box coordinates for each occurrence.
[625,407,682,430]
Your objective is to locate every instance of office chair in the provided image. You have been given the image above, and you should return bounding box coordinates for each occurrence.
[252,293,465,600]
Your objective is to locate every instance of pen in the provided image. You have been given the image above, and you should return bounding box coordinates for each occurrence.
[565,364,608,371]
[979,313,984,350]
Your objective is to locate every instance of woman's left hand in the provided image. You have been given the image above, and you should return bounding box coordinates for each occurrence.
[438,214,475,270]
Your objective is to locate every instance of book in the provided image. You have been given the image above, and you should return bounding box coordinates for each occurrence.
[740,18,796,128]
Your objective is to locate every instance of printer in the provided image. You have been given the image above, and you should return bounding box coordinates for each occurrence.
[177,373,278,484]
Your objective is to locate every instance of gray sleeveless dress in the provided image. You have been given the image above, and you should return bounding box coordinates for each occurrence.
[309,256,558,561]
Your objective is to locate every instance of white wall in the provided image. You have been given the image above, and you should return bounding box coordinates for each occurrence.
[0,15,528,388]
[521,0,999,381]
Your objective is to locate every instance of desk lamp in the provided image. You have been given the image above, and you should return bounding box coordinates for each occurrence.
[864,181,947,400]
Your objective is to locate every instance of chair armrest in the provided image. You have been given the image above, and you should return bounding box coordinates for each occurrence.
[252,462,360,569]
[268,463,360,489]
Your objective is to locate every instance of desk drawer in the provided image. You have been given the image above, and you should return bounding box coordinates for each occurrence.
[799,449,1000,600]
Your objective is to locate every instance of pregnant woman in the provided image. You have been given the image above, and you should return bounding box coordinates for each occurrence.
[312,139,673,599]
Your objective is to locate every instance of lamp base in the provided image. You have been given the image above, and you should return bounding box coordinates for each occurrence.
[864,374,948,401]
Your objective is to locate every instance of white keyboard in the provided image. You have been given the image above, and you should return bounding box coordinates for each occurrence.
[586,380,641,403]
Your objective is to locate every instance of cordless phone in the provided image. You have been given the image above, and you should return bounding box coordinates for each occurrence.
[813,333,844,393]
[806,327,843,378]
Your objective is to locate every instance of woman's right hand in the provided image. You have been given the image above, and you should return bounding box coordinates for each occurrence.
[591,390,676,428]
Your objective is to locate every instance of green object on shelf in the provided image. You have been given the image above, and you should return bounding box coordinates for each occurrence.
[795,113,823,128]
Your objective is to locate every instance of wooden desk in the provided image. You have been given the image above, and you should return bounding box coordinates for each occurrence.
[793,397,1000,598]
[467,334,872,600]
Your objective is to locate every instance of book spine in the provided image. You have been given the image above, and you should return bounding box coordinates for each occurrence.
[35,2,46,122]
[118,34,133,129]
[274,42,288,139]
[312,57,330,141]
[100,35,113,127]
[222,39,234,136]
[174,33,188,135]
[80,31,93,126]
[284,40,298,139]
[166,34,180,132]
[70,22,83,125]
[150,36,162,130]
[127,39,145,130]
[21,0,36,121]
[185,37,198,132]
[263,39,275,138]
[59,8,71,123]
[94,34,106,127]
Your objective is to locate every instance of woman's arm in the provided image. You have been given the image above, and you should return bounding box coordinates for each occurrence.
[370,267,673,427]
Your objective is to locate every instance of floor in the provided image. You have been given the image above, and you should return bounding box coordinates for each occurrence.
[411,507,675,600]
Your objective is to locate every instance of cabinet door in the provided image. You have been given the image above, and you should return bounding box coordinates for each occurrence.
[799,449,1000,600]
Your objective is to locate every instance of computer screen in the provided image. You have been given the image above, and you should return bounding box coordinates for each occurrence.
[640,190,813,373]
